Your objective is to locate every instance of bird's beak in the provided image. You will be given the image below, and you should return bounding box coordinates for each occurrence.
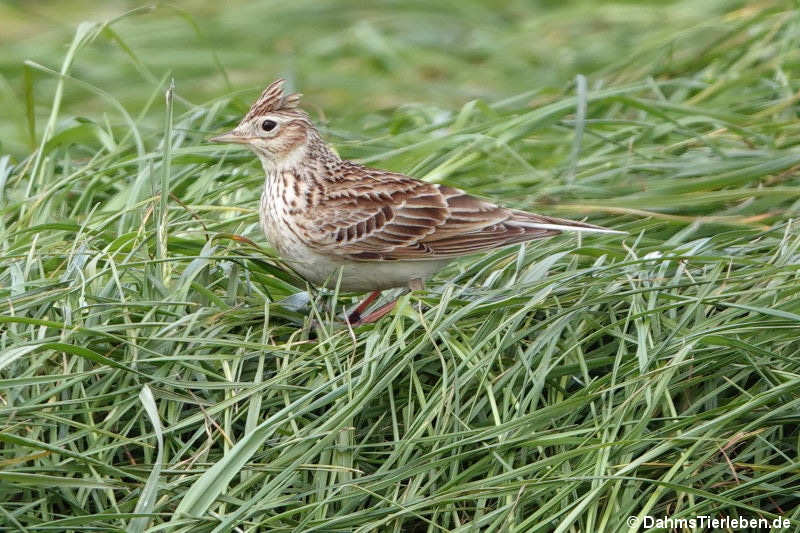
[208,131,248,144]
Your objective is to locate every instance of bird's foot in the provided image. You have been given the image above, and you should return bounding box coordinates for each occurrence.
[346,290,381,324]
[346,290,400,326]
[348,299,397,326]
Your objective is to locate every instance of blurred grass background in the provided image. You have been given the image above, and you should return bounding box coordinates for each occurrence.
[3,0,800,531]
[1,0,754,157]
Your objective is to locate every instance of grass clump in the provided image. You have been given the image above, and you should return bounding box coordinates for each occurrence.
[2,1,800,531]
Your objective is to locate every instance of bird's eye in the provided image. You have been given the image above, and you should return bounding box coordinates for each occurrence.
[261,119,277,132]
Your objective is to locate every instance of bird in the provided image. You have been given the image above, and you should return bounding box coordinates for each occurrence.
[210,79,623,325]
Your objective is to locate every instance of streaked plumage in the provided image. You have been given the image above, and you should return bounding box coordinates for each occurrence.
[211,79,623,298]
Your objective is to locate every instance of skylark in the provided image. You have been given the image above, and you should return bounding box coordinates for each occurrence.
[211,79,623,324]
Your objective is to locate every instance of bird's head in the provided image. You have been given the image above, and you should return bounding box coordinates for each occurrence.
[210,79,324,167]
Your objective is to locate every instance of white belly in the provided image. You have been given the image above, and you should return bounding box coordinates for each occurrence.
[283,244,449,291]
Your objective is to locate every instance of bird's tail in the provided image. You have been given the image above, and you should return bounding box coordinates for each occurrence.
[506,210,626,235]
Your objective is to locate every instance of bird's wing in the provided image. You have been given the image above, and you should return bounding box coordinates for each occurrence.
[305,167,619,261]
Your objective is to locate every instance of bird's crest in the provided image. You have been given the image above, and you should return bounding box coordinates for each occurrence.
[244,79,302,119]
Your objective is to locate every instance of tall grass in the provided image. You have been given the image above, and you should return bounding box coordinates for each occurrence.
[2,1,800,531]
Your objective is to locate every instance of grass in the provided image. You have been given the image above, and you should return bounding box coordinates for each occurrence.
[2,0,800,531]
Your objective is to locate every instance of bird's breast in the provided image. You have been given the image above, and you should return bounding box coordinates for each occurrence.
[259,171,310,257]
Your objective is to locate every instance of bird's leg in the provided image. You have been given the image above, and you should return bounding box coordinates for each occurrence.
[354,299,398,325]
[347,279,425,326]
[356,278,423,325]
[347,290,381,324]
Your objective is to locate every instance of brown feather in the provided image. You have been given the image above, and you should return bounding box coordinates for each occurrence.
[302,163,609,261]
[243,79,303,120]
